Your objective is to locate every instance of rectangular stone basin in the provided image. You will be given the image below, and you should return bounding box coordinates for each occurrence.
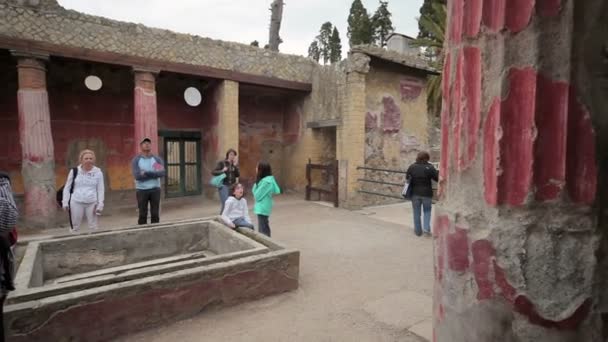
[5,219,299,342]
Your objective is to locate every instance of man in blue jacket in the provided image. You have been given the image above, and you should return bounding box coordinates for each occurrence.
[131,138,166,224]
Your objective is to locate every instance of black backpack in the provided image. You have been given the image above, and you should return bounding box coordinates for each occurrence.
[56,167,78,207]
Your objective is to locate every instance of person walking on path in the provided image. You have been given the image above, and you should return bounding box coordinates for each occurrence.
[132,138,166,225]
[0,172,17,342]
[220,183,254,230]
[405,151,438,237]
[61,149,105,233]
[211,148,240,214]
[252,161,280,237]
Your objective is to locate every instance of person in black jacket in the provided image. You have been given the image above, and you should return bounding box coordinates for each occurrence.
[211,149,240,214]
[406,152,438,236]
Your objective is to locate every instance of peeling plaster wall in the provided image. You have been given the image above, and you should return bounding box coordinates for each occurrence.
[362,61,429,205]
[435,1,608,341]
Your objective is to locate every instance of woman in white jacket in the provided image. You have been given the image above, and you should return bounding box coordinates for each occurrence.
[61,149,105,233]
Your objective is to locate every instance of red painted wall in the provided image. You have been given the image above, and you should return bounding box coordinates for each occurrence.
[238,94,286,189]
[47,58,135,191]
[156,74,216,195]
[0,54,136,192]
[157,74,206,130]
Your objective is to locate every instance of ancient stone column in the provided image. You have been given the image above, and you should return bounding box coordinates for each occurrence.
[215,80,239,159]
[133,68,159,155]
[13,51,57,228]
[337,52,369,209]
[435,1,608,341]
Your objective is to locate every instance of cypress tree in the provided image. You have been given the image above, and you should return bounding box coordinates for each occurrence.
[347,0,373,47]
[371,0,394,47]
[308,41,321,62]
[329,27,342,64]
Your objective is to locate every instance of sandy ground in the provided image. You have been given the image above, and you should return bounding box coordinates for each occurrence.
[24,195,434,342]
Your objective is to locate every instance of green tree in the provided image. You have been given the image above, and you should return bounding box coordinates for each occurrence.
[317,21,334,64]
[371,0,394,47]
[411,1,446,116]
[417,0,446,42]
[347,0,373,47]
[308,41,321,62]
[329,27,342,64]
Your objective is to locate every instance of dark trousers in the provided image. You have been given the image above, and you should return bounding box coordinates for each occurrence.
[136,188,161,225]
[0,294,4,342]
[258,215,270,237]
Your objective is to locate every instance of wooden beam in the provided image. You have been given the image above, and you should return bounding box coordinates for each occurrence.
[306,119,341,128]
[0,35,313,92]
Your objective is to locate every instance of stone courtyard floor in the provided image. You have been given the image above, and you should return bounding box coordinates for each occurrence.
[23,195,434,342]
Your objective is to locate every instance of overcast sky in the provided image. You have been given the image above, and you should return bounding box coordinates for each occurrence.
[57,0,424,57]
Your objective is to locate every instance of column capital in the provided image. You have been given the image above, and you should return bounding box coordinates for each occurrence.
[10,50,50,61]
[133,67,158,92]
[132,66,161,75]
[12,50,48,90]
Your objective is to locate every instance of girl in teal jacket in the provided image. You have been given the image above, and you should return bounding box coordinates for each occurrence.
[252,161,281,237]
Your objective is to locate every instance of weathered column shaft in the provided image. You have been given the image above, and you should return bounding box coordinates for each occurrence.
[337,53,369,209]
[14,52,56,228]
[435,1,607,341]
[133,69,158,155]
[215,80,239,159]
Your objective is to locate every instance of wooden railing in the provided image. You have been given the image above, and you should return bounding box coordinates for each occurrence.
[305,159,339,207]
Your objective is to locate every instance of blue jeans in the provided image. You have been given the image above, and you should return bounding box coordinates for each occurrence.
[258,215,270,237]
[411,195,432,236]
[232,217,254,229]
[218,185,229,214]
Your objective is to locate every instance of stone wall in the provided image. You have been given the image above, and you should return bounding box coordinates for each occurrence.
[282,64,344,193]
[362,61,429,206]
[0,0,315,84]
[307,63,347,123]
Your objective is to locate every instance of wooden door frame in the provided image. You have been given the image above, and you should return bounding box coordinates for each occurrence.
[159,130,202,198]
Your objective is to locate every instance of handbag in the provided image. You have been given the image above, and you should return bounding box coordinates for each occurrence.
[402,181,413,200]
[210,173,226,188]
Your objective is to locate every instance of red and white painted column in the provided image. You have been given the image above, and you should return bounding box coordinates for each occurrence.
[13,51,57,228]
[435,1,607,340]
[133,68,158,155]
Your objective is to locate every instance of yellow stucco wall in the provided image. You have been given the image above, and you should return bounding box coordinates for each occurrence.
[362,64,430,205]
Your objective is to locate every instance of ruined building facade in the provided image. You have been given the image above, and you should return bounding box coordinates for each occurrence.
[0,0,436,228]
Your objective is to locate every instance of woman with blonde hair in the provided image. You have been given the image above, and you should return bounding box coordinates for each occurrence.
[61,149,105,233]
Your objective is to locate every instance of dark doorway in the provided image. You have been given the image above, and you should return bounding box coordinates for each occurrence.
[161,131,202,197]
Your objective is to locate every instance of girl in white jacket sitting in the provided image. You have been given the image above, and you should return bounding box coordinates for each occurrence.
[61,149,105,233]
[220,183,254,230]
